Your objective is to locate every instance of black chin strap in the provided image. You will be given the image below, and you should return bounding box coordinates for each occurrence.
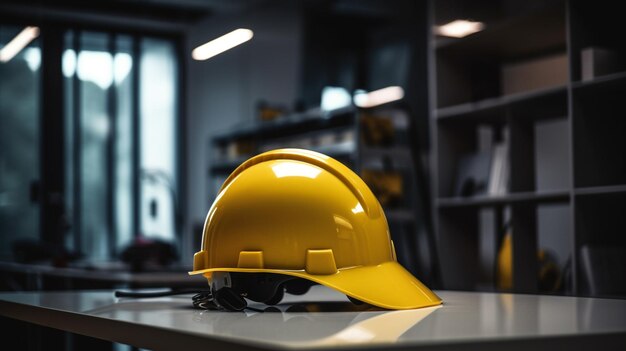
[191,291,218,309]
[114,288,259,312]
[114,273,324,312]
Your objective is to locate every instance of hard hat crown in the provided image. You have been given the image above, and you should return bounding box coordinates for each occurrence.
[193,148,393,274]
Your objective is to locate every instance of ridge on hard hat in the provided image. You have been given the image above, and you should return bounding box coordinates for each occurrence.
[190,148,441,310]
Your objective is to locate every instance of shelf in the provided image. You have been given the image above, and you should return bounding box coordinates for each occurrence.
[313,141,355,156]
[384,209,415,222]
[572,71,626,92]
[209,142,356,175]
[212,107,355,144]
[208,158,246,175]
[356,98,406,111]
[211,144,415,176]
[575,185,626,196]
[436,85,567,122]
[361,146,412,160]
[437,190,570,209]
[435,4,565,61]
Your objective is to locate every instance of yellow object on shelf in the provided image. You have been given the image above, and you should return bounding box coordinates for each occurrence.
[361,169,403,207]
[497,232,513,291]
[361,114,394,146]
[190,148,441,310]
[225,139,255,159]
[497,231,562,292]
[257,102,286,121]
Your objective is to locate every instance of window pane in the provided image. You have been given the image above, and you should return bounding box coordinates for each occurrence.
[64,30,75,252]
[115,35,134,251]
[79,32,111,260]
[0,25,40,260]
[140,38,178,242]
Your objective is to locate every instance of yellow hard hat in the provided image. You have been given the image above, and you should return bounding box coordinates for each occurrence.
[190,148,441,310]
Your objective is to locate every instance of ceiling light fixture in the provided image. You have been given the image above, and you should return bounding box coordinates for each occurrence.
[354,86,404,108]
[192,28,254,61]
[0,26,40,63]
[435,20,484,38]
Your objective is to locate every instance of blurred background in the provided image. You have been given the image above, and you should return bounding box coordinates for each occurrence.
[1,0,625,317]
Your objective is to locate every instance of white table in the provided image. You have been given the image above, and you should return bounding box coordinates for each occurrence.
[1,286,625,350]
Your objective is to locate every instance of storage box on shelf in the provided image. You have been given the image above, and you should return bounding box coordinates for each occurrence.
[569,1,626,83]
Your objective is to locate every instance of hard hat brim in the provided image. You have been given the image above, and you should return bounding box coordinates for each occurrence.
[189,261,442,310]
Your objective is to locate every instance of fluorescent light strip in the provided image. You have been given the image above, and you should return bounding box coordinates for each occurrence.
[192,28,254,61]
[0,26,40,63]
[354,86,405,108]
[435,20,484,38]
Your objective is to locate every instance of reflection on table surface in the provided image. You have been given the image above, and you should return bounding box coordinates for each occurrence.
[2,285,626,349]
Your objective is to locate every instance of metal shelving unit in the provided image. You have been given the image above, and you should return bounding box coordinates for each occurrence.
[207,103,425,258]
[429,0,626,295]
